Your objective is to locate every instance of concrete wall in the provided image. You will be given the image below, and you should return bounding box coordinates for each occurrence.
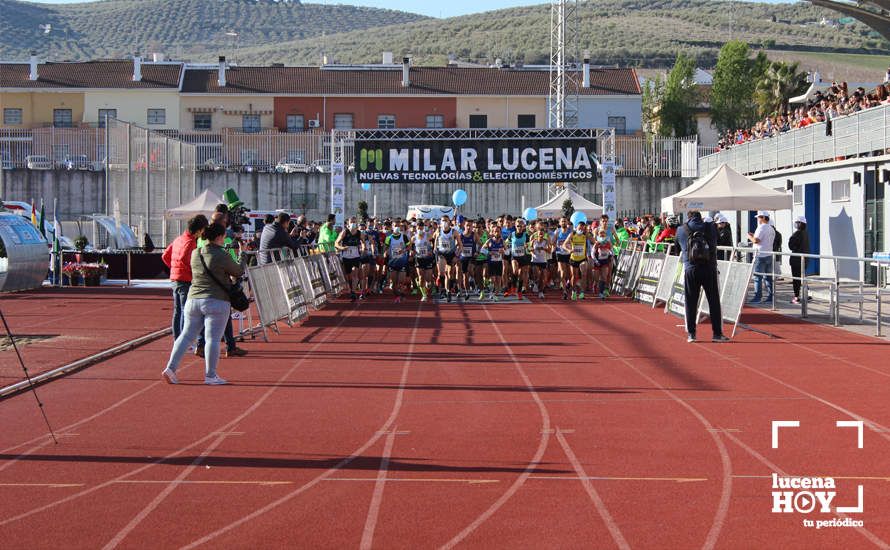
[0,168,105,218]
[1,167,688,242]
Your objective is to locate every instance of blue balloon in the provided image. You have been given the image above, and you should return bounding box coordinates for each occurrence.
[523,207,537,221]
[361,182,371,191]
[570,211,587,226]
[452,189,467,206]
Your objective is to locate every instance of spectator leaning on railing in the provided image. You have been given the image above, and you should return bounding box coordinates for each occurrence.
[715,73,890,153]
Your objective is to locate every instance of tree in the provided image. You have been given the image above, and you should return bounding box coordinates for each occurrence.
[710,41,763,134]
[562,199,574,219]
[754,60,808,117]
[357,200,369,221]
[641,74,665,136]
[658,53,698,137]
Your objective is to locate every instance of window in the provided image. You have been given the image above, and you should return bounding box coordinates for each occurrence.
[793,185,803,205]
[608,116,627,135]
[831,179,850,202]
[242,114,261,133]
[286,114,304,133]
[3,108,23,125]
[333,113,354,129]
[53,109,73,128]
[146,108,166,125]
[426,114,444,128]
[517,114,536,128]
[377,114,396,129]
[291,192,318,210]
[193,113,212,131]
[97,109,117,128]
[469,114,487,129]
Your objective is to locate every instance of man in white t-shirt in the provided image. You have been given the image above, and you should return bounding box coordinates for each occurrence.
[747,210,775,303]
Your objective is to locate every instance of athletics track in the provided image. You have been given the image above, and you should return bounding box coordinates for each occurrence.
[1,291,889,549]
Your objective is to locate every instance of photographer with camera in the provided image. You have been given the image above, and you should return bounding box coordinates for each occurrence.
[259,212,302,264]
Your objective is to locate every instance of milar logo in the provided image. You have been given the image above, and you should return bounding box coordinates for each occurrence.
[359,148,383,171]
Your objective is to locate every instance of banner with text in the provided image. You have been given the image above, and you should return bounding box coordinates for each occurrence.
[354,138,597,183]
[601,160,616,220]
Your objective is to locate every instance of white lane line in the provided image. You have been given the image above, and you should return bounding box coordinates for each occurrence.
[359,427,398,550]
[440,307,551,550]
[0,305,362,529]
[547,304,733,550]
[180,303,424,550]
[720,429,888,549]
[554,429,630,550]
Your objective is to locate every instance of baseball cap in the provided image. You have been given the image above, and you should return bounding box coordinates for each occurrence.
[795,215,807,224]
[756,210,770,218]
[703,216,713,223]
[714,213,728,223]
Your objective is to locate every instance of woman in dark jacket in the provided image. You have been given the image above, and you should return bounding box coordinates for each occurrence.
[162,223,245,385]
[788,216,810,304]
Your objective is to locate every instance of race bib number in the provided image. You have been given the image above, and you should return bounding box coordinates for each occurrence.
[512,242,526,256]
[573,244,585,257]
[416,243,431,257]
[461,245,474,257]
[490,250,503,262]
[344,246,359,259]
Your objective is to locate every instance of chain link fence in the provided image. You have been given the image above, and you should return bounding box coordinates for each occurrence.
[106,119,197,247]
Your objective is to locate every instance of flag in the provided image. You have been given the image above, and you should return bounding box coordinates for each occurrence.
[38,199,47,240]
[30,199,37,228]
[52,198,61,253]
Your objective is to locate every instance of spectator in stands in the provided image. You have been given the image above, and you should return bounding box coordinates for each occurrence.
[318,213,338,252]
[258,212,301,264]
[788,215,810,305]
[714,213,734,260]
[748,211,776,304]
[162,222,244,386]
[162,214,208,340]
[676,210,729,343]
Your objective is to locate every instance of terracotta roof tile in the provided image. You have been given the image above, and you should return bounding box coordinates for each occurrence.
[181,66,641,96]
[0,61,182,89]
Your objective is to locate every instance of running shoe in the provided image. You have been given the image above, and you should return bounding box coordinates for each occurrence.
[538,291,545,299]
[492,294,499,302]
[359,291,365,301]
[394,295,402,303]
[162,368,178,385]
[599,292,605,300]
[571,290,578,301]
[579,292,585,300]
[411,287,419,296]
[446,292,452,303]
[350,292,357,302]
[712,335,731,343]
[478,290,485,301]
[421,295,428,302]
[225,347,248,358]
[562,288,568,300]
[204,375,229,385]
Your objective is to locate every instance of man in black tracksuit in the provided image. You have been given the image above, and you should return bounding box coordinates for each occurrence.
[676,211,730,343]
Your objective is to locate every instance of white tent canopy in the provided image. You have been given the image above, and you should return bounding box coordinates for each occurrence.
[164,189,224,220]
[534,188,603,219]
[661,163,793,213]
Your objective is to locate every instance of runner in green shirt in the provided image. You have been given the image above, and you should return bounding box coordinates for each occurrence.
[317,214,338,253]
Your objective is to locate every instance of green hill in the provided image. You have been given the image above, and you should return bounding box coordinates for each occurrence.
[0,0,427,60]
[1,0,888,79]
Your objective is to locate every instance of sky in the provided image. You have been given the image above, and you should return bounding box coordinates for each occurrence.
[22,0,793,19]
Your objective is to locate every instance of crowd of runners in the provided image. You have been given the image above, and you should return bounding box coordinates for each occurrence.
[329,213,684,303]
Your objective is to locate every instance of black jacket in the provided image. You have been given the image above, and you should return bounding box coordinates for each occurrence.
[717,225,733,248]
[788,227,810,265]
[676,216,718,269]
[258,222,300,264]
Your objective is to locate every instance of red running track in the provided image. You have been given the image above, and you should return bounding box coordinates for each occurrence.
[0,295,889,549]
[0,287,171,382]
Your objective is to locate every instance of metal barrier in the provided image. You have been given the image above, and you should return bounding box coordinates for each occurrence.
[723,246,890,335]
[699,103,890,176]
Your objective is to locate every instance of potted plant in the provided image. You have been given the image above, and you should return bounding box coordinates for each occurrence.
[77,263,106,286]
[73,235,88,262]
[62,262,82,286]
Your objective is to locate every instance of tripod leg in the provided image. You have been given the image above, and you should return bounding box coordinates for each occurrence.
[0,310,58,444]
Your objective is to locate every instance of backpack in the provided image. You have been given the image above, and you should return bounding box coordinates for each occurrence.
[772,228,782,252]
[686,222,711,264]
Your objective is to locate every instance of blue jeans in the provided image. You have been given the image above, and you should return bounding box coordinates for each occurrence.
[166,297,230,379]
[752,255,774,301]
[171,282,190,339]
[197,317,236,351]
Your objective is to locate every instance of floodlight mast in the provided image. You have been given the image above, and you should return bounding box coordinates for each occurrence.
[548,0,581,198]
